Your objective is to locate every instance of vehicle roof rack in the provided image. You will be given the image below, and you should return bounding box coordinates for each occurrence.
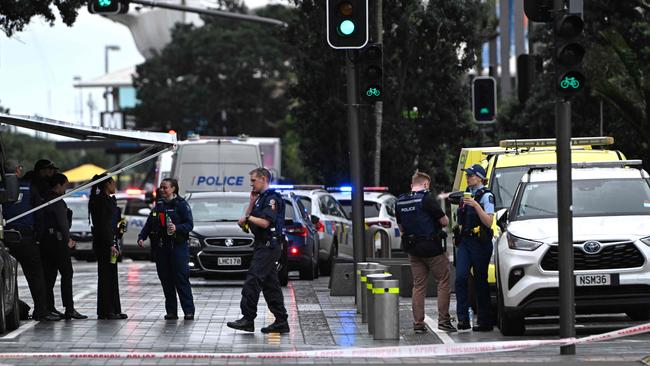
[499,136,614,149]
[524,160,643,181]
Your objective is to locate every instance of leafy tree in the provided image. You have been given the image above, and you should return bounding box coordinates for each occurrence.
[0,0,83,36]
[287,0,490,193]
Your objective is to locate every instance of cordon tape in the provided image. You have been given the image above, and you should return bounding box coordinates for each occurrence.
[0,322,648,359]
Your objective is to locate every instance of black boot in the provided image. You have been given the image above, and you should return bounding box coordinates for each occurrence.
[261,320,290,334]
[226,317,254,332]
[64,308,88,320]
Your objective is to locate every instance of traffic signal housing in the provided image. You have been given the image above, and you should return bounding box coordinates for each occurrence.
[326,0,369,49]
[517,54,543,104]
[555,12,585,96]
[88,0,129,14]
[472,76,497,123]
[358,44,382,103]
[523,0,553,22]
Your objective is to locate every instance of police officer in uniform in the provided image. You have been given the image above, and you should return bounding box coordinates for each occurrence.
[138,178,195,320]
[455,164,494,332]
[1,160,60,321]
[227,168,289,334]
[396,171,455,333]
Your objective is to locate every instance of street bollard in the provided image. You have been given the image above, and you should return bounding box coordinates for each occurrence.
[372,279,400,340]
[359,267,385,322]
[366,273,392,334]
[355,262,378,313]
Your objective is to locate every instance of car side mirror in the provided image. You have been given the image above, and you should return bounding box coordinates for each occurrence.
[138,208,151,216]
[447,191,463,205]
[310,214,320,225]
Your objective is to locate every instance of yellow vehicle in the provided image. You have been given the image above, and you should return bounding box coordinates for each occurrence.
[450,137,624,285]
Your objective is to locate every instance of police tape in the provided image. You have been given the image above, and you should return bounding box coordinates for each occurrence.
[0,322,648,360]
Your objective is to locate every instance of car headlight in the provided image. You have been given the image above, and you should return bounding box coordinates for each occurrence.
[189,236,201,248]
[640,236,650,247]
[507,233,543,251]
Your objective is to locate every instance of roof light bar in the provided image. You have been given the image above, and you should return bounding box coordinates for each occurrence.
[499,136,614,148]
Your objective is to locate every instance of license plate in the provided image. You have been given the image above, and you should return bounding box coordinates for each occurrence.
[75,242,91,251]
[576,274,611,286]
[218,257,241,266]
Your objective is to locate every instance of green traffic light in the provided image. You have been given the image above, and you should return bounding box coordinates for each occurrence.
[480,107,489,114]
[339,20,355,36]
[98,0,112,7]
[560,76,580,89]
[365,87,381,98]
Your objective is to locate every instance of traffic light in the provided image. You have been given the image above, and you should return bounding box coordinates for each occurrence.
[555,12,585,96]
[88,0,129,14]
[326,0,369,49]
[517,54,542,104]
[358,44,382,103]
[523,0,553,22]
[472,76,497,123]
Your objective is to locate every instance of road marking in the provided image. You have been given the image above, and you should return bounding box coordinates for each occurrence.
[0,320,37,340]
[425,315,455,344]
[73,288,95,302]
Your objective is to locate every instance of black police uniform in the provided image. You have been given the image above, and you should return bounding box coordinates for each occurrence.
[240,189,288,323]
[1,179,52,320]
[89,192,124,319]
[138,195,195,318]
[396,189,445,257]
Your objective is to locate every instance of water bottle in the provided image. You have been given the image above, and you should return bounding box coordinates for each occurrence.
[165,215,174,236]
[110,250,118,264]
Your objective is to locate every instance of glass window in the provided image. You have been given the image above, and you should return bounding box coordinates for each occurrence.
[285,199,295,221]
[187,196,248,222]
[385,198,396,217]
[125,199,149,216]
[515,178,650,220]
[66,200,89,220]
[298,196,312,215]
[491,166,529,210]
[337,199,381,218]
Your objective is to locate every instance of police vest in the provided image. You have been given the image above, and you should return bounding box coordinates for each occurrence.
[396,190,443,257]
[2,181,35,229]
[150,197,189,244]
[460,187,493,244]
[251,190,285,243]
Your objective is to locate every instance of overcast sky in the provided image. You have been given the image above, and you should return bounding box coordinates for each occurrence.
[0,0,279,131]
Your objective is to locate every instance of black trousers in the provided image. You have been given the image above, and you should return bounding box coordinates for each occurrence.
[40,238,74,311]
[94,242,122,316]
[5,229,49,317]
[240,243,287,322]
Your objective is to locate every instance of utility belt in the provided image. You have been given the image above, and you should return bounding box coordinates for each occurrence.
[6,225,34,235]
[254,236,280,249]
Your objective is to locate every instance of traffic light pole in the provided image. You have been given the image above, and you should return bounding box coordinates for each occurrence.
[372,0,383,186]
[346,50,367,265]
[556,0,575,356]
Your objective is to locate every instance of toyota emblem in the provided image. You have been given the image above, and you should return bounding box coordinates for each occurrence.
[582,240,602,254]
[225,238,234,247]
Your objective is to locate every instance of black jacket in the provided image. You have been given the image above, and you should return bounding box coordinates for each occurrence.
[89,193,119,249]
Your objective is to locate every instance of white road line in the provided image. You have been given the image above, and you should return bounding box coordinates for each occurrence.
[0,320,37,340]
[73,288,95,302]
[424,315,455,344]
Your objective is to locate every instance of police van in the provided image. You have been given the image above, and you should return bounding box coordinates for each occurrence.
[154,137,263,195]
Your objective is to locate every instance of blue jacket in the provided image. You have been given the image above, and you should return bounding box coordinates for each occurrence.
[138,195,193,245]
[2,179,35,229]
[250,189,285,245]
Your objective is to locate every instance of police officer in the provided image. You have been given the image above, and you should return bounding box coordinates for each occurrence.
[1,160,60,321]
[396,171,455,333]
[137,178,195,320]
[227,168,289,334]
[40,173,87,320]
[455,164,494,332]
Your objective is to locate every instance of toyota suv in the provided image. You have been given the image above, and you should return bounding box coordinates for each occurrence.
[496,161,650,335]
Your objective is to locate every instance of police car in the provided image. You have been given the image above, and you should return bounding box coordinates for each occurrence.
[115,189,152,260]
[496,161,650,336]
[64,196,95,261]
[0,231,20,333]
[271,185,352,275]
[329,186,401,256]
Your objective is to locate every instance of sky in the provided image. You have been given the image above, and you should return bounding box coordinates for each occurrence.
[0,0,278,133]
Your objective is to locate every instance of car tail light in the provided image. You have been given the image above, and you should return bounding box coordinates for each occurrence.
[287,225,308,237]
[367,220,391,229]
[315,220,325,233]
[289,246,300,256]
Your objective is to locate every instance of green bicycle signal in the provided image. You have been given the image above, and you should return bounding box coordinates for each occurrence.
[98,0,112,7]
[366,87,381,97]
[560,76,580,89]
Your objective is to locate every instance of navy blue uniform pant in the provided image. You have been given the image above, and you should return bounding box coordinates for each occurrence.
[6,229,49,317]
[40,238,74,311]
[240,243,287,322]
[455,236,493,325]
[154,242,195,316]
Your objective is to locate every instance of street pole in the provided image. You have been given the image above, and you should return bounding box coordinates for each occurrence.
[372,0,383,186]
[346,50,366,265]
[556,0,575,356]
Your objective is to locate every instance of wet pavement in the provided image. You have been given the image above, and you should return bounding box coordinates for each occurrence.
[0,259,648,365]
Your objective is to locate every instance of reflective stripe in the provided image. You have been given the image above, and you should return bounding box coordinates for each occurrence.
[372,287,400,294]
[361,276,367,282]
[396,199,422,206]
[356,270,361,275]
[366,284,373,289]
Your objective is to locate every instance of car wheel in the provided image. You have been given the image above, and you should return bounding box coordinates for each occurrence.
[626,309,650,321]
[0,277,7,334]
[6,279,20,331]
[299,260,315,281]
[320,241,337,276]
[497,290,525,336]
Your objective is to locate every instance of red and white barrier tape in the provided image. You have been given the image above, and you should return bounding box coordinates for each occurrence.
[0,322,648,359]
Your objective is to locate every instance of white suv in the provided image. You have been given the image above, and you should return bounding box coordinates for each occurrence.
[496,162,650,336]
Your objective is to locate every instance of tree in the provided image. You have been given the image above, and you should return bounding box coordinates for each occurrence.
[0,0,83,36]
[287,0,490,193]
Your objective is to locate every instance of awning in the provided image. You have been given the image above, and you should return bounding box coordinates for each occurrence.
[73,65,137,88]
[63,164,107,183]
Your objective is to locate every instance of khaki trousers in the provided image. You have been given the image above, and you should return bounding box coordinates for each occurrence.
[409,254,452,326]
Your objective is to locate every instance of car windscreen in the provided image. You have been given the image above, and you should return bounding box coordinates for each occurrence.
[339,200,381,218]
[188,196,248,222]
[514,178,650,220]
[491,166,529,210]
[66,200,89,220]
